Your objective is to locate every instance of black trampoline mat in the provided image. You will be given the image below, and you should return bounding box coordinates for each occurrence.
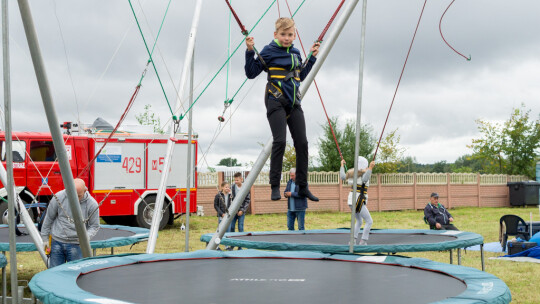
[228,232,458,245]
[77,258,466,304]
[0,227,135,244]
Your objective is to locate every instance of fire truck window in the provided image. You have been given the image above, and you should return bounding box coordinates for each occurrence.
[30,141,56,162]
[0,141,26,162]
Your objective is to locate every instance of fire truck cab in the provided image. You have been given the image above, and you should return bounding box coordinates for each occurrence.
[0,131,197,230]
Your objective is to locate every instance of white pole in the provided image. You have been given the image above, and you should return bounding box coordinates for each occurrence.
[349,0,368,253]
[207,0,361,250]
[185,48,195,252]
[147,0,203,253]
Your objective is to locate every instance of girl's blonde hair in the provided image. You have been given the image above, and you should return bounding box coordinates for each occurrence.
[275,17,295,32]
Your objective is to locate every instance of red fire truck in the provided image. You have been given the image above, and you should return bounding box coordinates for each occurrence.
[0,130,197,229]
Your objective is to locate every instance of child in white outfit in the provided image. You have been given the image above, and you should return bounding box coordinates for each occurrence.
[340,157,375,245]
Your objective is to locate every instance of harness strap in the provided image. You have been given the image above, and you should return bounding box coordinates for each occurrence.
[353,183,368,213]
[267,67,300,82]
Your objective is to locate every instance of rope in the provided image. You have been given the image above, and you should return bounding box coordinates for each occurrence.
[276,0,281,17]
[128,0,175,119]
[283,0,345,162]
[177,0,278,122]
[216,0,307,121]
[77,84,141,178]
[52,0,80,124]
[439,0,471,61]
[373,0,428,161]
[302,0,346,66]
[76,1,172,177]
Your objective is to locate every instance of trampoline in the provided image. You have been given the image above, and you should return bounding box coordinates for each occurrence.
[201,229,486,269]
[0,224,149,254]
[29,250,511,304]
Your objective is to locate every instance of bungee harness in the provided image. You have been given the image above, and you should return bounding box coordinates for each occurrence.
[353,183,368,213]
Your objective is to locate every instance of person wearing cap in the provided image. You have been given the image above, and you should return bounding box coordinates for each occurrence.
[424,193,458,230]
[340,157,375,245]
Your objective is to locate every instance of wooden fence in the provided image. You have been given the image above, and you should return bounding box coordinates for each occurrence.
[196,172,529,216]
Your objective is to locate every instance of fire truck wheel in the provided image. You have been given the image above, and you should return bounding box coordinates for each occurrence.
[0,201,8,225]
[136,196,170,230]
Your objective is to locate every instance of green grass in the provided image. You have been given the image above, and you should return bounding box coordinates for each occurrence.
[4,206,540,303]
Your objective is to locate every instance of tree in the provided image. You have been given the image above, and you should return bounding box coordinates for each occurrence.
[217,157,240,167]
[317,117,375,172]
[135,104,164,134]
[372,129,405,173]
[469,104,540,177]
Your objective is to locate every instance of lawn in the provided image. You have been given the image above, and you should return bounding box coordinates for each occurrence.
[4,206,540,303]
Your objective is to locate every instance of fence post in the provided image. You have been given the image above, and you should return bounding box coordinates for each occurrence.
[447,173,451,209]
[413,173,418,209]
[377,174,382,211]
[218,171,224,187]
[338,173,343,212]
[250,185,256,215]
[477,173,481,207]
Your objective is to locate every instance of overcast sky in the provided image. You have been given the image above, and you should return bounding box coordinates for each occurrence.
[2,0,539,170]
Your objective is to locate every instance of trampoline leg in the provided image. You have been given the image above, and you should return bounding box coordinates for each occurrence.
[93,249,96,256]
[457,248,462,265]
[2,251,5,304]
[449,250,453,264]
[481,244,485,271]
[111,248,114,255]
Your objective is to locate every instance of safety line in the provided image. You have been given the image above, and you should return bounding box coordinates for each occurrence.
[373,0,428,160]
[177,0,279,121]
[128,0,175,117]
[284,0,345,162]
[439,0,470,61]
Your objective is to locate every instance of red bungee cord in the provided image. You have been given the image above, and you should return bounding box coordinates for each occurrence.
[224,0,248,35]
[284,0,345,162]
[77,84,141,178]
[439,0,471,61]
[373,0,428,161]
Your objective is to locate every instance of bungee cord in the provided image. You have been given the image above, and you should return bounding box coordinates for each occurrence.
[373,0,428,161]
[439,0,471,61]
[283,0,346,164]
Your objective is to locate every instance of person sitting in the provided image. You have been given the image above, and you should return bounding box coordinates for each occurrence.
[424,192,458,230]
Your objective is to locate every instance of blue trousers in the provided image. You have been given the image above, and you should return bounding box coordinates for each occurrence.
[287,210,305,231]
[49,239,83,268]
[230,214,245,232]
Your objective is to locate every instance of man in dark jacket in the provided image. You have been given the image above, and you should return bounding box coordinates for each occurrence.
[284,168,318,230]
[424,193,458,230]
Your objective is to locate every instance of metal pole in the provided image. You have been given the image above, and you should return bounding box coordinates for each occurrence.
[349,0,368,253]
[2,0,19,301]
[449,249,453,264]
[458,248,462,265]
[480,244,485,271]
[147,0,203,253]
[185,48,194,252]
[207,0,361,250]
[16,0,92,258]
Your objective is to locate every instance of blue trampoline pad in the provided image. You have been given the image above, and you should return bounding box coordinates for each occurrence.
[29,250,510,304]
[201,229,484,254]
[0,224,149,252]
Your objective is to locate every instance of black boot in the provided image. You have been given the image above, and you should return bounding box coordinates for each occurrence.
[298,186,319,202]
[271,185,281,201]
